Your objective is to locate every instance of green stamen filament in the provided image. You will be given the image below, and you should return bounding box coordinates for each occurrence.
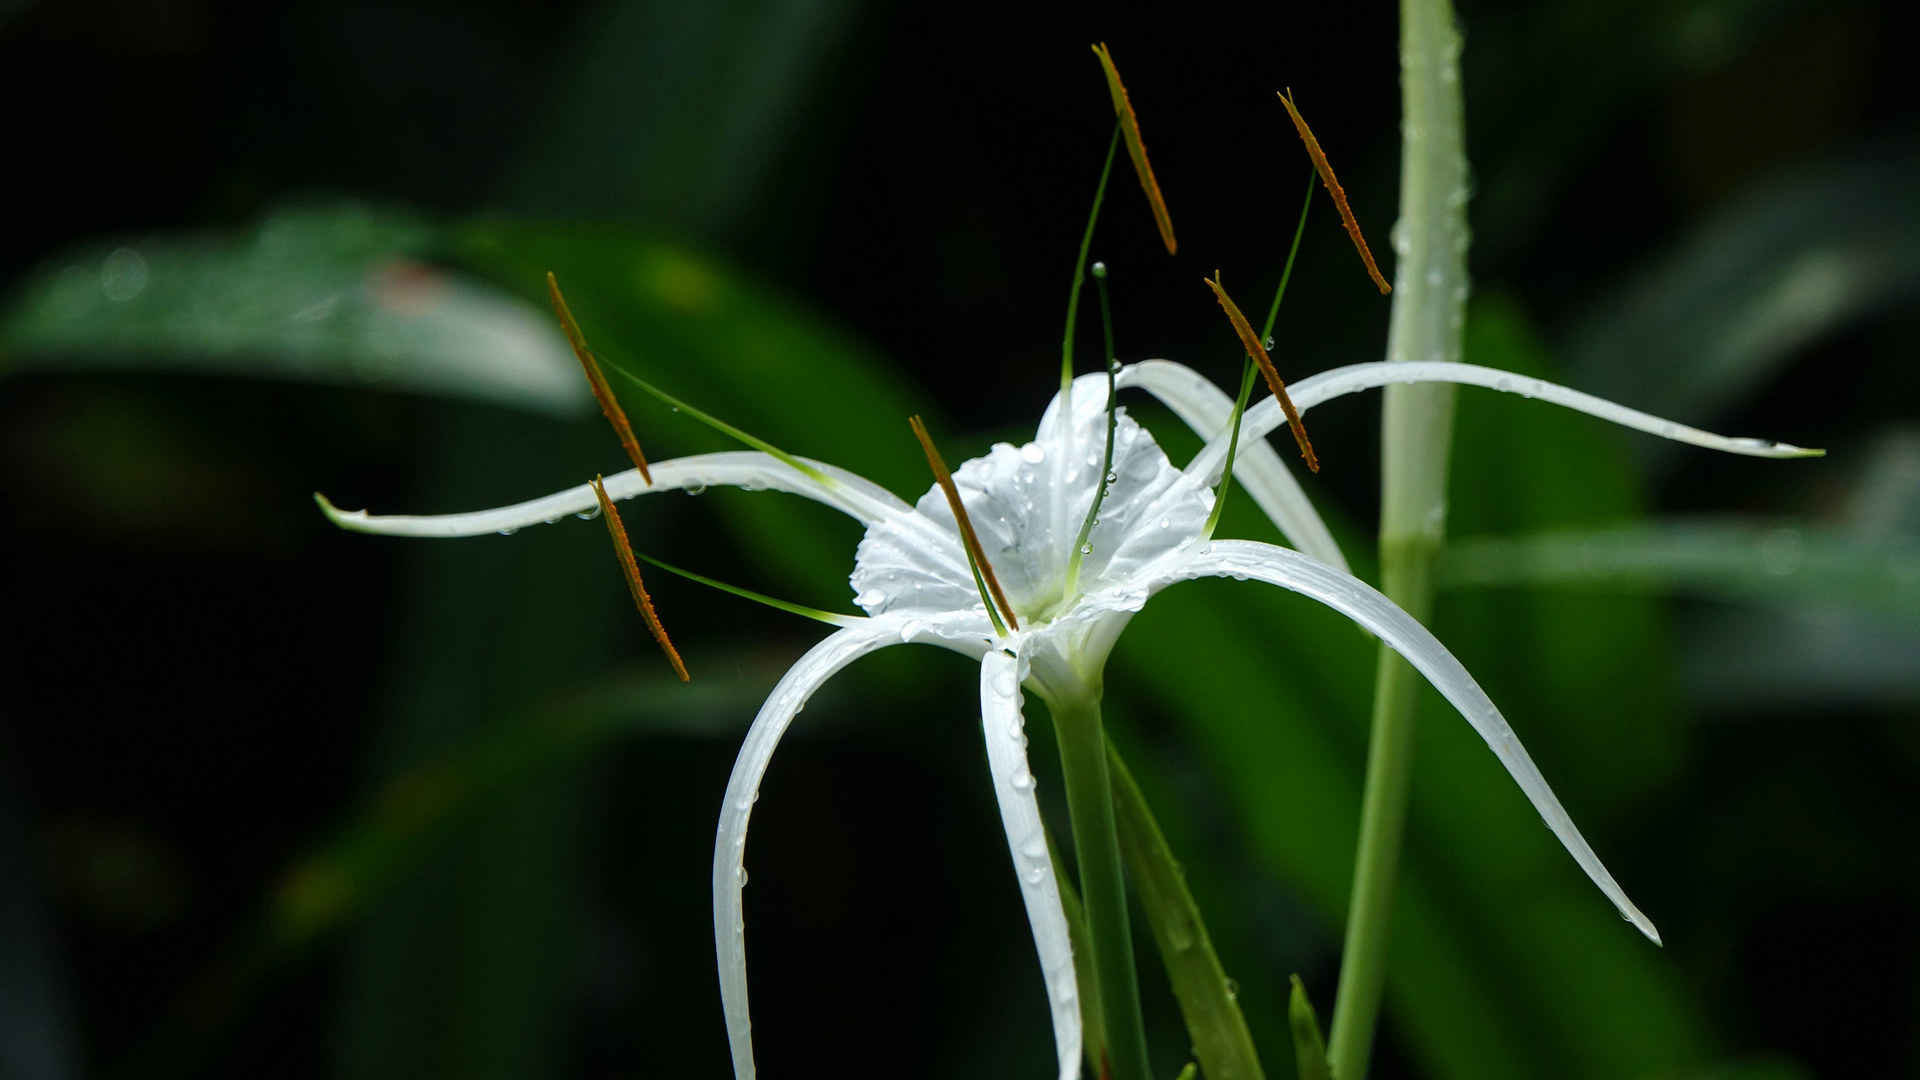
[1062,125,1123,392]
[1064,261,1121,597]
[1208,167,1317,536]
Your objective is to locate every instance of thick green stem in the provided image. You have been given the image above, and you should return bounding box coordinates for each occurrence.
[1326,544,1436,1079]
[1327,0,1468,1077]
[1051,689,1152,1080]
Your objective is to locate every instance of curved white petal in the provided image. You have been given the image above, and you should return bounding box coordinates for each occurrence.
[712,619,907,1080]
[1135,539,1662,944]
[980,649,1081,1080]
[1187,360,1821,484]
[1116,361,1349,572]
[317,451,918,538]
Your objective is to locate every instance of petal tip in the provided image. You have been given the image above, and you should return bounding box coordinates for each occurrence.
[314,492,365,528]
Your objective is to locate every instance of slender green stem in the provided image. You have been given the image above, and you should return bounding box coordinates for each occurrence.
[1326,1,1468,1077]
[1051,688,1151,1080]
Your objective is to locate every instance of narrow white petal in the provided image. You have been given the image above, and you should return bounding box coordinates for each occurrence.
[1118,361,1349,572]
[1187,359,1819,483]
[317,451,916,538]
[979,649,1082,1080]
[713,621,908,1080]
[1137,539,1662,944]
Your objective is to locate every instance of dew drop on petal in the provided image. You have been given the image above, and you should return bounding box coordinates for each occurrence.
[1105,470,1118,484]
[736,866,749,886]
[574,506,602,521]
[1080,544,1092,555]
[497,527,519,536]
[1020,443,1046,464]
[686,483,708,496]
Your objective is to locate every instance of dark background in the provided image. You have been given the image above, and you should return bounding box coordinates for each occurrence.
[3,2,1915,1078]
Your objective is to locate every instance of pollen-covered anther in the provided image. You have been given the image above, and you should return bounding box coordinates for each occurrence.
[549,272,654,485]
[1278,89,1390,296]
[1092,42,1176,256]
[1205,272,1320,473]
[591,475,689,682]
[908,415,1020,631]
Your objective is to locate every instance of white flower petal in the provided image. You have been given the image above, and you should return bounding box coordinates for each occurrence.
[1115,362,1349,572]
[1135,539,1662,945]
[1187,360,1819,483]
[980,648,1082,1080]
[317,451,919,538]
[712,620,909,1080]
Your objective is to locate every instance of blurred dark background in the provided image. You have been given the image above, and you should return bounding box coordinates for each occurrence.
[3,2,1915,1078]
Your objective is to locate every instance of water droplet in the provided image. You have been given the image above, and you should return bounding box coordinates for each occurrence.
[1024,865,1046,884]
[736,867,749,886]
[1225,978,1240,1000]
[670,405,681,413]
[855,589,886,608]
[1080,544,1092,555]
[1090,260,1107,278]
[1011,768,1034,791]
[1020,444,1046,464]
[1086,453,1100,467]
[542,517,558,526]
[1159,518,1171,529]
[1262,335,1275,350]
[496,527,519,536]
[686,483,708,496]
[100,247,148,302]
[1105,470,1118,484]
[574,506,602,521]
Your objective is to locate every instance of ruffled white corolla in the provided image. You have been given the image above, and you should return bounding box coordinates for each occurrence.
[321,358,1815,1080]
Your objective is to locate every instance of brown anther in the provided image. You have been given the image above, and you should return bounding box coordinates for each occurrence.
[1277,89,1391,295]
[908,416,1020,630]
[1092,43,1176,256]
[1205,272,1320,473]
[591,476,689,682]
[548,272,653,485]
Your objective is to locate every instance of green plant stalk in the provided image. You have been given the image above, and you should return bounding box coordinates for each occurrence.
[1050,688,1152,1080]
[1109,746,1265,1080]
[1046,828,1108,1069]
[1326,0,1469,1078]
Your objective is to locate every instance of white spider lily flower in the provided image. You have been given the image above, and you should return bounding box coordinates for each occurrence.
[319,357,1815,1080]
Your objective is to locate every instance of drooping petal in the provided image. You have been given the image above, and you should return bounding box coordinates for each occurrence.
[317,450,934,539]
[1132,538,1662,944]
[1116,361,1349,571]
[712,619,907,1080]
[1186,360,1820,484]
[979,648,1082,1080]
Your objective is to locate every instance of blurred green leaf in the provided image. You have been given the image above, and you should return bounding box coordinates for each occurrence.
[1286,976,1330,1080]
[1436,522,1920,617]
[0,205,590,415]
[1562,151,1920,429]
